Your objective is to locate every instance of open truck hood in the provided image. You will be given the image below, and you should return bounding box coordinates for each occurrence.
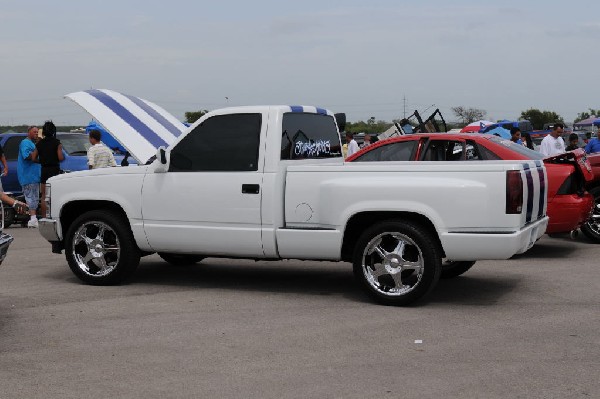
[65,89,187,164]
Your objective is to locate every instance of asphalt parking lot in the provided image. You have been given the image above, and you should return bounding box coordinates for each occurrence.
[1,227,599,399]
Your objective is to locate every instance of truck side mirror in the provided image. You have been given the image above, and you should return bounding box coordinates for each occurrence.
[335,113,346,133]
[154,146,169,173]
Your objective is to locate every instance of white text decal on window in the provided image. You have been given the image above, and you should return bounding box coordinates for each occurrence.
[294,140,331,157]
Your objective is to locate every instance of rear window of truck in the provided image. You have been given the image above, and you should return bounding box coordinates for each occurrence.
[281,113,342,160]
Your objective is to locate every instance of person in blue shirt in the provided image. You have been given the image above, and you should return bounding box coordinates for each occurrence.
[17,126,41,228]
[584,128,600,154]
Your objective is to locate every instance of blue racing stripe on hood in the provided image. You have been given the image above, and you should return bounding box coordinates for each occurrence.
[315,107,327,115]
[121,92,184,138]
[86,89,168,148]
[290,106,304,113]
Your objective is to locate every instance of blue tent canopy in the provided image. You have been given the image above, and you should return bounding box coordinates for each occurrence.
[483,126,511,139]
[85,120,127,154]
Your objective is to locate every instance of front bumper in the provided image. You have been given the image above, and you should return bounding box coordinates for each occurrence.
[39,218,65,254]
[440,216,549,261]
[39,218,61,241]
[0,232,14,266]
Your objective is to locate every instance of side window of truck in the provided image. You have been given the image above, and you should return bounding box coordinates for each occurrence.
[281,113,342,160]
[169,113,262,172]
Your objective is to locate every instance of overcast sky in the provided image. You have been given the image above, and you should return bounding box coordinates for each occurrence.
[1,0,599,126]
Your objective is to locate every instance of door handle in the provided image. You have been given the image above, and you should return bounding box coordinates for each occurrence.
[242,184,260,194]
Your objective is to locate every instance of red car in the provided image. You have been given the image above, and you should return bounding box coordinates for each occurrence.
[347,133,594,235]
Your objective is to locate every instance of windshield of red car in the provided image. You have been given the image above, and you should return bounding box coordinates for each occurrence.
[488,136,545,160]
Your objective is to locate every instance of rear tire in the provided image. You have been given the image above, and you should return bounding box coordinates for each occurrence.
[65,210,140,285]
[3,206,14,228]
[581,186,600,243]
[440,260,476,279]
[352,219,441,306]
[158,253,204,266]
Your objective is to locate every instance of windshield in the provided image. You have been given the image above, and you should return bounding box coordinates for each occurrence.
[488,136,545,160]
[57,133,91,155]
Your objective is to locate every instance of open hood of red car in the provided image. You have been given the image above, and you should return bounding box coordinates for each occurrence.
[544,149,594,182]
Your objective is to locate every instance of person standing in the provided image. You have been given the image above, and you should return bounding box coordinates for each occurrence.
[539,123,565,156]
[345,132,359,158]
[565,133,580,151]
[87,129,116,169]
[0,141,8,177]
[361,134,372,149]
[32,121,64,217]
[584,128,600,154]
[510,127,522,144]
[522,132,535,150]
[17,126,41,227]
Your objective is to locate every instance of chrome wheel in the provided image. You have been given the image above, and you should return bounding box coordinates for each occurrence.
[581,187,600,243]
[586,202,600,236]
[361,231,424,296]
[71,221,120,277]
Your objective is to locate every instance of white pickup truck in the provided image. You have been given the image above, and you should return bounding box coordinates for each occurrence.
[39,90,549,305]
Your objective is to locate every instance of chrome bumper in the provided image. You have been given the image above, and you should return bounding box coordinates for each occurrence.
[0,232,14,266]
[39,218,61,242]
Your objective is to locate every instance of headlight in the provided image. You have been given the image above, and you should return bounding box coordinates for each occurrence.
[45,183,51,218]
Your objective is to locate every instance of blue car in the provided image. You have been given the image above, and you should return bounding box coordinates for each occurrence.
[0,132,132,194]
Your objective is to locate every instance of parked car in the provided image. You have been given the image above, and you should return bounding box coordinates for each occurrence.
[347,133,595,236]
[0,203,14,266]
[582,153,600,242]
[0,132,134,227]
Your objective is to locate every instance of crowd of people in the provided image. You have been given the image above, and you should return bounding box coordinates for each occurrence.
[1,122,117,228]
[508,123,600,157]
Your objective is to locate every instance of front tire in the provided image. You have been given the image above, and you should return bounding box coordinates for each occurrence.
[440,260,476,279]
[65,210,140,285]
[581,186,600,243]
[352,220,442,306]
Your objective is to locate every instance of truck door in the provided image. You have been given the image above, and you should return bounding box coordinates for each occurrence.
[141,113,266,257]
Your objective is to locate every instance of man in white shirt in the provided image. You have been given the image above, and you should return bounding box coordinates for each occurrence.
[345,132,359,158]
[539,123,565,156]
[87,129,117,169]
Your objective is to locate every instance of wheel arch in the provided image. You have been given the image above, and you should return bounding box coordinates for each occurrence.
[60,200,130,239]
[341,211,444,262]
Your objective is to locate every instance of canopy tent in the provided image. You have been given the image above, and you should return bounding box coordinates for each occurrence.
[482,126,511,139]
[459,120,494,133]
[573,116,600,127]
